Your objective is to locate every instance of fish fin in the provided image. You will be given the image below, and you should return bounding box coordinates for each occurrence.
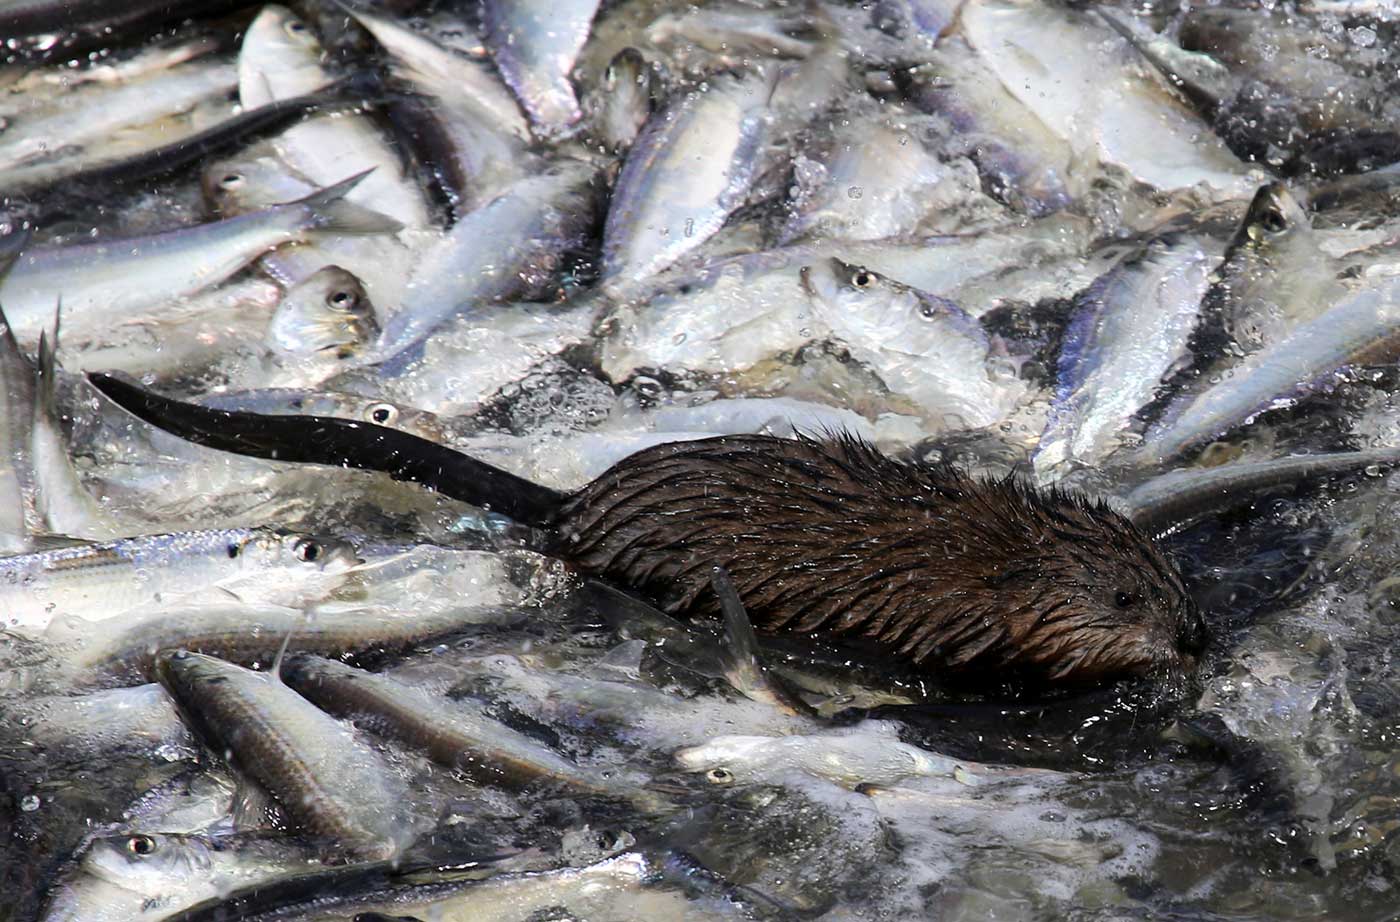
[34,312,57,425]
[269,609,312,686]
[710,566,811,717]
[293,170,405,236]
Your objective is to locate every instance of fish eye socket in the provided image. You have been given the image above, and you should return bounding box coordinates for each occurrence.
[126,835,157,857]
[293,538,322,563]
[1113,590,1141,610]
[849,269,875,290]
[219,173,243,188]
[1258,208,1287,234]
[367,404,396,425]
[325,290,356,310]
[706,767,734,784]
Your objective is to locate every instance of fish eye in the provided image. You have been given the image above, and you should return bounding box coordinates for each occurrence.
[126,835,157,857]
[918,301,941,319]
[849,268,875,289]
[1257,207,1287,234]
[367,403,397,425]
[325,290,356,311]
[1113,590,1141,610]
[293,538,322,563]
[219,173,243,189]
[227,542,241,559]
[706,767,734,784]
[285,19,309,36]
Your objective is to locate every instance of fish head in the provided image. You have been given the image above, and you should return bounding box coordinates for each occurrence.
[275,532,362,575]
[201,154,307,216]
[83,832,214,890]
[268,266,379,358]
[1234,181,1309,249]
[800,257,978,349]
[239,5,330,105]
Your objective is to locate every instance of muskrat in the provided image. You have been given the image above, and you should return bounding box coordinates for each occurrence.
[88,374,1206,690]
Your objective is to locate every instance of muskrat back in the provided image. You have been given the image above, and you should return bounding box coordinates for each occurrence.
[553,433,1205,688]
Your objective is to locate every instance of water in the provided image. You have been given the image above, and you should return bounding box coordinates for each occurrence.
[5,0,1400,919]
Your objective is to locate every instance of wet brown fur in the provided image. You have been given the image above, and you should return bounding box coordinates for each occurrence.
[551,433,1204,687]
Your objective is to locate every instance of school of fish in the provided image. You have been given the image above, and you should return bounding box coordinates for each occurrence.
[6,0,1400,919]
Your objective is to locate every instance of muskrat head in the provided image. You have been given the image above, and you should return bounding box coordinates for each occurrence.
[951,479,1207,690]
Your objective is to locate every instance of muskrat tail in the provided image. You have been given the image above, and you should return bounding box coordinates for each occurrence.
[86,373,564,526]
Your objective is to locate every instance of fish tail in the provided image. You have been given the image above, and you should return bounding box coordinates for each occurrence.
[292,169,405,236]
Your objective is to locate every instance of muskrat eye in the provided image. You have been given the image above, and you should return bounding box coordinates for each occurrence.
[706,767,734,785]
[293,538,322,563]
[325,290,356,311]
[1113,591,1141,610]
[850,268,875,289]
[366,403,397,425]
[126,835,157,857]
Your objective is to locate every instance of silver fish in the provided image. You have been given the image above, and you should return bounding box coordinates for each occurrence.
[373,160,598,360]
[800,258,1025,429]
[40,831,333,922]
[348,5,531,208]
[675,725,983,789]
[237,5,431,230]
[0,58,236,174]
[0,172,400,344]
[0,528,358,635]
[1143,276,1400,465]
[157,651,421,861]
[0,252,38,554]
[281,654,667,810]
[584,47,664,154]
[601,71,774,290]
[1036,221,1230,478]
[265,265,377,358]
[482,0,601,137]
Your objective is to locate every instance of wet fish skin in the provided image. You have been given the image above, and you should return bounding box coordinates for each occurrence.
[601,71,774,289]
[0,58,237,175]
[156,650,419,861]
[0,527,359,635]
[585,47,664,154]
[373,160,599,360]
[347,5,532,211]
[1124,448,1400,537]
[266,265,378,357]
[800,258,1024,429]
[1036,223,1229,477]
[0,172,401,345]
[39,831,333,922]
[0,0,244,39]
[1141,278,1400,466]
[33,328,131,542]
[162,851,760,922]
[0,79,367,206]
[45,601,509,692]
[0,249,38,555]
[482,0,601,136]
[280,653,668,810]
